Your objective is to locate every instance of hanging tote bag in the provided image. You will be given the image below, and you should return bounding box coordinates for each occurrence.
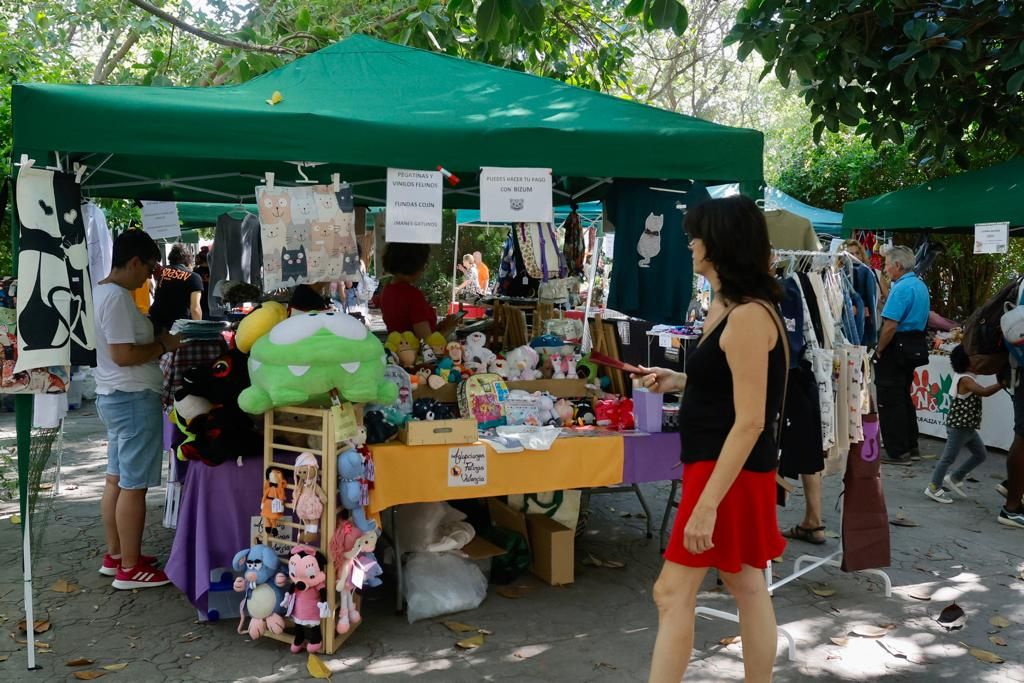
[562,209,586,277]
[840,413,891,572]
[517,223,567,282]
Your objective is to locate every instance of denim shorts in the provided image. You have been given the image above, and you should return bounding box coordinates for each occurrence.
[96,390,164,490]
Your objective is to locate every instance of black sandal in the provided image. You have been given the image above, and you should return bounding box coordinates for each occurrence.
[783,525,827,545]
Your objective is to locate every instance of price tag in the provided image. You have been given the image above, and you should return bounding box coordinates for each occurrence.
[331,403,359,443]
[659,334,672,348]
[351,563,366,590]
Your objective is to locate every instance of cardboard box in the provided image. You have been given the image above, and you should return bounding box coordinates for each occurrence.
[525,514,575,586]
[399,418,478,446]
[487,498,575,586]
[461,536,507,580]
[412,383,459,404]
[507,379,588,398]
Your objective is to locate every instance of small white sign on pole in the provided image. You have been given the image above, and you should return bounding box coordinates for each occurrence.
[385,168,443,243]
[479,166,553,223]
[140,201,181,240]
[974,221,1009,254]
[448,445,487,487]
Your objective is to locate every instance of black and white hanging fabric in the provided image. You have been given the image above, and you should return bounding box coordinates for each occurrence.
[14,167,96,371]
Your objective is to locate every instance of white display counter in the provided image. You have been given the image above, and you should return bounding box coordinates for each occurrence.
[914,354,1014,451]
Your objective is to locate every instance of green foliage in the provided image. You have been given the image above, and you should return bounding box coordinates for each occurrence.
[731,0,1024,167]
[418,211,510,312]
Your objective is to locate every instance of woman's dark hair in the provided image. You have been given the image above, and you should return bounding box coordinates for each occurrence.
[950,344,970,374]
[111,229,160,269]
[684,196,782,305]
[168,243,192,267]
[383,242,431,276]
[195,250,208,266]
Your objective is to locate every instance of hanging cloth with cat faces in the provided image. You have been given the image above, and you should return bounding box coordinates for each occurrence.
[256,183,360,291]
[605,179,709,325]
[14,167,96,372]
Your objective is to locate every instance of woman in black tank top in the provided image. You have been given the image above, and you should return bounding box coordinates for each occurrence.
[637,197,788,682]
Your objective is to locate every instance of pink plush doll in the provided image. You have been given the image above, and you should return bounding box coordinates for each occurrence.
[281,545,331,653]
[329,521,380,634]
[292,452,327,541]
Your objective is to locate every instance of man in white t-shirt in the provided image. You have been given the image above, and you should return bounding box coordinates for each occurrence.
[93,230,181,589]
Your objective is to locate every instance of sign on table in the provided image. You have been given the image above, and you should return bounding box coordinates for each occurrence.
[479,167,553,223]
[448,445,487,487]
[385,168,443,243]
[141,201,181,240]
[974,221,1009,254]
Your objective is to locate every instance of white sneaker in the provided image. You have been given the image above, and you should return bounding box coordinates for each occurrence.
[944,475,968,498]
[925,485,953,504]
[996,481,1009,497]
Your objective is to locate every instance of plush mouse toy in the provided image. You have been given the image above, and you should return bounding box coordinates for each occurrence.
[232,545,288,640]
[281,546,331,654]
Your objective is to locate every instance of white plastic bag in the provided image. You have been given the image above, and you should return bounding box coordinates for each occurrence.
[396,502,471,553]
[495,425,560,451]
[404,551,488,623]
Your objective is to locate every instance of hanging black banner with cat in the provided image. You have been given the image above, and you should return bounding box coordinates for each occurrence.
[14,166,96,371]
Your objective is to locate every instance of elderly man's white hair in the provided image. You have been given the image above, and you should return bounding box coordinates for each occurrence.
[885,245,916,271]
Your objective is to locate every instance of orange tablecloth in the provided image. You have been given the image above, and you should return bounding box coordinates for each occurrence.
[367,436,625,514]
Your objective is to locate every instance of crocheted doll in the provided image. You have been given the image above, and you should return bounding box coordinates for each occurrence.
[329,521,380,634]
[292,452,326,541]
[261,467,288,533]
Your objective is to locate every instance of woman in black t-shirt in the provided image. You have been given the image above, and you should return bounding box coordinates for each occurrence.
[149,244,203,334]
[636,197,788,682]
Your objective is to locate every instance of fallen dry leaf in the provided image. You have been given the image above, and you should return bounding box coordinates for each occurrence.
[477,629,493,636]
[963,644,1004,664]
[0,654,7,662]
[852,625,888,638]
[306,653,331,679]
[989,615,1011,629]
[72,672,106,681]
[266,91,284,106]
[65,485,78,491]
[178,633,201,643]
[66,658,95,667]
[456,633,485,650]
[102,663,128,671]
[810,584,836,598]
[596,662,617,671]
[907,587,932,601]
[719,636,740,645]
[582,554,625,569]
[9,515,19,525]
[890,517,919,527]
[442,621,478,634]
[938,603,967,631]
[989,635,1008,647]
[38,483,52,491]
[824,530,840,539]
[496,586,525,599]
[51,580,78,594]
[17,619,50,634]
[830,636,849,646]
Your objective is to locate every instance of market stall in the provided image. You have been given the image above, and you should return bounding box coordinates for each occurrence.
[10,34,764,658]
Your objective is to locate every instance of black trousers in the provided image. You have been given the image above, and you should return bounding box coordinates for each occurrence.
[876,353,918,457]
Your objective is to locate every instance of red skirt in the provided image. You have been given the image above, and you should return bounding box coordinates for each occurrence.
[664,460,786,573]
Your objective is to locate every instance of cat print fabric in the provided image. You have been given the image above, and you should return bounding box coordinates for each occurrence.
[256,183,359,290]
[14,167,96,372]
[0,279,70,394]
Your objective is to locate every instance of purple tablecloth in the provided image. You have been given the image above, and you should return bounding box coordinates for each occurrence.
[166,457,263,613]
[620,432,681,484]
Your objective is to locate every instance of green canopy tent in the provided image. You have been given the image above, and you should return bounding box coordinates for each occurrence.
[9,36,764,665]
[842,157,1024,235]
[13,35,763,205]
[177,202,258,229]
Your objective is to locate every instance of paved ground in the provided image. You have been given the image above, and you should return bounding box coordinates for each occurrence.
[0,407,1021,682]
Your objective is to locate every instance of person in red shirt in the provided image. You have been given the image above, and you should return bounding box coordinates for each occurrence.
[379,242,458,340]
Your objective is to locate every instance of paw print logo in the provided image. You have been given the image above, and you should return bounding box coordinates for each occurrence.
[912,370,939,411]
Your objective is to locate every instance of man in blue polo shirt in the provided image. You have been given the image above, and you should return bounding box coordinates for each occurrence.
[875,246,931,465]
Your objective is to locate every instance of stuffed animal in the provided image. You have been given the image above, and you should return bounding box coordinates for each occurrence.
[566,353,578,379]
[489,356,509,378]
[446,341,466,374]
[428,333,449,359]
[337,448,377,533]
[292,452,327,540]
[232,545,288,640]
[236,302,288,354]
[281,546,331,654]
[329,522,380,634]
[554,398,575,427]
[171,349,261,466]
[261,467,288,532]
[462,331,495,374]
[364,410,398,444]
[238,311,397,414]
[574,400,597,426]
[413,397,452,421]
[385,331,419,369]
[595,397,635,430]
[536,393,560,426]
[550,353,567,379]
[506,345,542,381]
[419,337,437,364]
[410,366,433,390]
[434,357,462,385]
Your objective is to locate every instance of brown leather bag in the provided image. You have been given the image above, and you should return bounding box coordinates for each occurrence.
[841,413,891,572]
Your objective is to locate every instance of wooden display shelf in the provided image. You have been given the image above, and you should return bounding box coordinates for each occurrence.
[412,378,588,404]
[263,406,359,655]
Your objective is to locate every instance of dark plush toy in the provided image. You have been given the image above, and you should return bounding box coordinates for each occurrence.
[364,410,398,445]
[412,398,452,421]
[172,349,262,466]
[573,400,597,427]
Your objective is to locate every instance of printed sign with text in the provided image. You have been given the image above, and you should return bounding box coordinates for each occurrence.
[385,168,443,243]
[974,221,1009,254]
[141,201,181,240]
[479,166,553,223]
[448,445,487,487]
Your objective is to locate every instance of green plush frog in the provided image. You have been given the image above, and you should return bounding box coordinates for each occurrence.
[237,311,397,414]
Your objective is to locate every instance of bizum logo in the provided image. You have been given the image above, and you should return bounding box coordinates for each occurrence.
[912,369,953,414]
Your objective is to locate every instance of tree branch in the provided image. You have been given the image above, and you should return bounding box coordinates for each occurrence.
[92,28,125,84]
[96,30,141,84]
[123,0,300,55]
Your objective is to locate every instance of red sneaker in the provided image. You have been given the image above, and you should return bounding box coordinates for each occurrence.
[99,553,158,576]
[111,563,171,590]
